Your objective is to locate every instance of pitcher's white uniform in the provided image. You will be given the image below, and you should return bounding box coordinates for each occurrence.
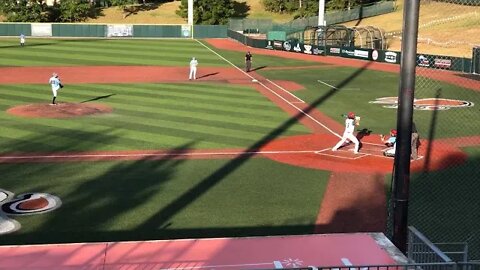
[49,75,61,97]
[332,117,360,154]
[49,73,61,104]
[189,57,198,80]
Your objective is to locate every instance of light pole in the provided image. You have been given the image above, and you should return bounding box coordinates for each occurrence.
[318,0,326,26]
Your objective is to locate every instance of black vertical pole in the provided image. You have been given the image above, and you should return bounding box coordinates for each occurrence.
[392,0,420,253]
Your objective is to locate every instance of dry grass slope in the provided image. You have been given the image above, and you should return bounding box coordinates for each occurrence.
[2,0,478,57]
[344,0,480,57]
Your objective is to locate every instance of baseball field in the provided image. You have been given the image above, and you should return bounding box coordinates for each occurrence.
[0,38,479,255]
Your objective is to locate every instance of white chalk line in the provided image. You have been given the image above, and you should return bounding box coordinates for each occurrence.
[317,80,360,91]
[317,79,338,90]
[0,150,322,160]
[195,40,341,139]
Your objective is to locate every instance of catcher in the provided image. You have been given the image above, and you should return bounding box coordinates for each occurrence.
[380,129,397,157]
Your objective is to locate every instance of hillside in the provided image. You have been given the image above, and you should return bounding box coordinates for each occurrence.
[84,0,295,24]
[343,0,480,57]
[2,0,478,57]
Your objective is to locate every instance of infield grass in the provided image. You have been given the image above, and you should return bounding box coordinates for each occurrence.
[0,82,309,151]
[0,158,329,244]
[251,67,480,139]
[1,38,479,252]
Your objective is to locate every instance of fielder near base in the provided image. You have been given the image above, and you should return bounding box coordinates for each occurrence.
[189,57,198,80]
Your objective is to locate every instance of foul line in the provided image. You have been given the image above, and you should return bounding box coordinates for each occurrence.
[195,39,341,138]
[317,79,338,90]
[0,150,322,160]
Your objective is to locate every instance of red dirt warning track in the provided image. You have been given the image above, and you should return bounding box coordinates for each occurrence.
[0,233,397,270]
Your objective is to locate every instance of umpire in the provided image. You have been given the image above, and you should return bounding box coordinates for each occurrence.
[411,121,420,160]
[245,51,252,72]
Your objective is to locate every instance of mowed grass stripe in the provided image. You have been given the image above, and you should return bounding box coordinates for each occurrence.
[0,85,304,130]
[1,39,230,67]
[3,51,188,67]
[52,84,289,120]
[0,125,116,152]
[0,118,236,152]
[5,48,224,66]
[71,91,295,124]
[31,43,220,60]
[83,83,264,99]
[0,116,241,151]
[89,85,281,112]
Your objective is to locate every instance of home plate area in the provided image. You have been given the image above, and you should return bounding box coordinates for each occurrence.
[259,134,466,174]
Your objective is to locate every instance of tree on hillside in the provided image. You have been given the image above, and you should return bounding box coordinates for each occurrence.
[262,0,378,15]
[110,0,137,10]
[0,0,48,22]
[55,0,92,22]
[176,0,235,25]
[262,0,319,17]
[326,0,362,10]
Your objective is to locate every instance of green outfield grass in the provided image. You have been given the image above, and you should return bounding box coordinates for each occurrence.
[1,38,479,251]
[0,38,319,67]
[0,82,309,151]
[252,67,480,139]
[0,158,329,244]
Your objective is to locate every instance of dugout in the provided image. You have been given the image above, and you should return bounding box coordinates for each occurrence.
[303,25,354,47]
[351,26,387,50]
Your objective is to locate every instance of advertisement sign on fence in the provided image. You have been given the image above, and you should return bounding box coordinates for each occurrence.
[384,51,398,63]
[434,59,452,69]
[354,49,369,59]
[107,25,133,37]
[31,23,52,37]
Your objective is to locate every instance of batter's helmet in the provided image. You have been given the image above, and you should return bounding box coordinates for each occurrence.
[390,129,397,136]
[347,112,355,119]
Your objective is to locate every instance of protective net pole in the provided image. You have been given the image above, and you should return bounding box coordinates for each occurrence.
[392,0,421,253]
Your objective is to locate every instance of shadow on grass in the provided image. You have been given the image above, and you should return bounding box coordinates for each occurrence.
[80,94,116,103]
[0,55,414,247]
[197,72,219,79]
[135,60,375,235]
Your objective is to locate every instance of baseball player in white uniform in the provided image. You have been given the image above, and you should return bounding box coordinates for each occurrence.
[20,34,25,47]
[189,57,198,80]
[332,112,360,154]
[49,73,62,105]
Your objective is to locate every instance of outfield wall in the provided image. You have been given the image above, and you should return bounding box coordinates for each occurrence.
[227,30,474,73]
[0,23,227,39]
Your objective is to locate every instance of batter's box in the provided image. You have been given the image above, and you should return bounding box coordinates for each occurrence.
[315,148,367,160]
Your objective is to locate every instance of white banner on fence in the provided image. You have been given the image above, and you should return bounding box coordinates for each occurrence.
[31,23,52,37]
[107,24,133,37]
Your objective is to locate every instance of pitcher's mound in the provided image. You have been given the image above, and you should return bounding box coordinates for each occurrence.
[7,103,113,118]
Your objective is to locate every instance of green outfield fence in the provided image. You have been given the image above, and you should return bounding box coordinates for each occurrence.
[228,32,475,73]
[0,23,227,38]
[0,23,31,36]
[228,1,396,34]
